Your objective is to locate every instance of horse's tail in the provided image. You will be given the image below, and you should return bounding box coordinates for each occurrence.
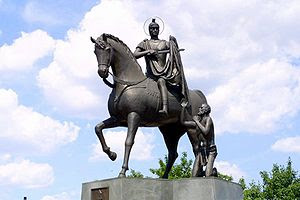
[194,90,207,104]
[186,89,207,117]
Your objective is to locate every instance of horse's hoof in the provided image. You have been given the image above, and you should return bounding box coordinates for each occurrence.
[162,174,168,179]
[108,151,117,161]
[118,173,126,178]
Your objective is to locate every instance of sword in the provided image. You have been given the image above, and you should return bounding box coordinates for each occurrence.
[157,48,185,54]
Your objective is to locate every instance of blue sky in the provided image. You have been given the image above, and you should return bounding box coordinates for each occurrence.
[0,0,300,199]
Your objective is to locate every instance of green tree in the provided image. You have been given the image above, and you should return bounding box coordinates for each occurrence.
[127,169,144,178]
[218,173,233,182]
[242,158,300,200]
[129,152,233,181]
[242,179,264,200]
[149,152,232,181]
[150,152,192,179]
[238,177,246,190]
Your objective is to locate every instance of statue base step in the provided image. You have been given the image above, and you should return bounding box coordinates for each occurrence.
[81,177,243,200]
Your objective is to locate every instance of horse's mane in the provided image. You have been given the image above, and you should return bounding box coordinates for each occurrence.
[102,33,138,65]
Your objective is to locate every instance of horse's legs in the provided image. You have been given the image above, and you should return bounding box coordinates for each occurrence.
[159,124,184,179]
[119,112,140,177]
[95,117,120,161]
[187,129,201,177]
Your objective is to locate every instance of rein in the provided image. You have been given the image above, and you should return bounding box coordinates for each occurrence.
[102,71,147,88]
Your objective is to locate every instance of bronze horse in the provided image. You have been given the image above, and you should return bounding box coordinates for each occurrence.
[91,33,207,178]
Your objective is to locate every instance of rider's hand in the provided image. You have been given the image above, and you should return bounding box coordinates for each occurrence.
[147,49,157,56]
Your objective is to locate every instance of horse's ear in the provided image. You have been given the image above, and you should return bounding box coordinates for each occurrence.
[103,34,107,42]
[90,37,96,43]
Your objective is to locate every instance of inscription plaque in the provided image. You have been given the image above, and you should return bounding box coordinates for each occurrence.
[91,187,109,200]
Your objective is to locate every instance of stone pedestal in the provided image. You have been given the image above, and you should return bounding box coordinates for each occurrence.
[81,177,243,200]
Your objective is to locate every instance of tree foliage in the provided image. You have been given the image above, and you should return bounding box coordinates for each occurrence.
[218,172,233,182]
[149,152,192,179]
[242,158,300,200]
[149,152,232,181]
[129,152,233,181]
[127,169,144,178]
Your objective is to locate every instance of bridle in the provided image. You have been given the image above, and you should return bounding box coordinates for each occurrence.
[107,71,147,87]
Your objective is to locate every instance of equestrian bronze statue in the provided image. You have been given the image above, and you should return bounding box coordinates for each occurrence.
[91,19,215,178]
[91,33,207,178]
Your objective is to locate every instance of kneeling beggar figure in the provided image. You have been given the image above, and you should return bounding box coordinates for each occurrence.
[181,103,218,177]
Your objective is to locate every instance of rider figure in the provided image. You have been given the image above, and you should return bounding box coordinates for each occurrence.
[134,19,170,115]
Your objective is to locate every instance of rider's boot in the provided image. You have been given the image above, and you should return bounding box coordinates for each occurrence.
[158,78,168,116]
[159,100,168,116]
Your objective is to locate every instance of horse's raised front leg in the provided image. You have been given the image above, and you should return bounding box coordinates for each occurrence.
[95,117,120,161]
[119,112,140,177]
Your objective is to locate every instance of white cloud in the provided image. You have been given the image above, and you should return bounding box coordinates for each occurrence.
[0,159,54,188]
[22,1,62,25]
[37,62,102,118]
[0,154,12,163]
[271,136,300,153]
[0,30,55,71]
[215,161,246,181]
[35,0,300,125]
[208,59,300,134]
[126,0,299,79]
[4,1,300,126]
[0,88,79,152]
[36,0,152,118]
[90,130,155,161]
[41,191,79,200]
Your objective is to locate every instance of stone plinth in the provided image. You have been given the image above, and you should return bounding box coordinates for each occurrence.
[81,177,243,200]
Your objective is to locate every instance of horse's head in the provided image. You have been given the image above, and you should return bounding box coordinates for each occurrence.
[91,34,113,79]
